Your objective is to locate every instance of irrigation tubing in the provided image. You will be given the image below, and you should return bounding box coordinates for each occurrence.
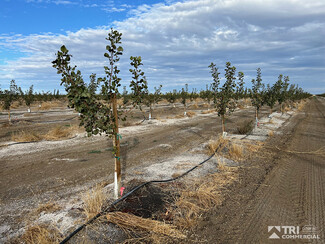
[59,148,219,244]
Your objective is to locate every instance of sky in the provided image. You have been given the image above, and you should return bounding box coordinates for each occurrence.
[0,0,324,94]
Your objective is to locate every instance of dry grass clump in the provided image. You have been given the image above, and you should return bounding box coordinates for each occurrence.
[237,104,245,109]
[171,167,238,230]
[283,105,292,112]
[11,125,81,142]
[208,136,245,160]
[236,119,254,134]
[186,111,196,117]
[107,212,186,239]
[229,143,244,160]
[44,125,80,140]
[202,109,214,114]
[174,114,185,119]
[82,184,106,220]
[297,100,306,111]
[36,202,61,215]
[173,183,220,228]
[268,118,274,124]
[11,131,42,142]
[21,224,62,244]
[243,98,252,107]
[208,136,229,155]
[244,141,264,157]
[189,103,198,109]
[39,101,62,110]
[10,101,20,109]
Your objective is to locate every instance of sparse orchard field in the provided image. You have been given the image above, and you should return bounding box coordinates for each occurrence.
[1,96,315,243]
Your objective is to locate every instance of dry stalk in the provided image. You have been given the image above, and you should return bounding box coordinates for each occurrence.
[36,202,61,215]
[186,111,196,117]
[39,101,62,110]
[106,212,186,239]
[82,185,106,220]
[11,131,42,142]
[201,110,214,114]
[21,224,62,244]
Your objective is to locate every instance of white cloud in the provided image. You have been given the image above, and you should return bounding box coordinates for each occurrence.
[53,0,76,5]
[1,0,325,93]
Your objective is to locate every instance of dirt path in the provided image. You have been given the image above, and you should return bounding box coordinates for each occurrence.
[200,98,325,243]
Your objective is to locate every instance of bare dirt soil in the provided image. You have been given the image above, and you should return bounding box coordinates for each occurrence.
[1,100,272,240]
[198,97,325,243]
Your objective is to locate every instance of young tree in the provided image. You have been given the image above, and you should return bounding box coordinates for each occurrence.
[210,62,237,135]
[1,80,20,123]
[250,68,264,127]
[52,29,146,199]
[24,85,34,112]
[165,90,177,107]
[122,86,130,106]
[88,73,99,96]
[200,84,213,110]
[263,83,277,115]
[180,84,189,115]
[236,71,245,101]
[274,74,289,114]
[209,62,220,106]
[144,85,162,119]
[129,56,148,108]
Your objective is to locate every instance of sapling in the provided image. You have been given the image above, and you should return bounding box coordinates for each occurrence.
[200,84,213,110]
[144,85,162,119]
[129,56,148,110]
[1,80,19,124]
[236,71,245,101]
[52,29,147,199]
[209,62,220,106]
[250,68,264,127]
[166,90,177,107]
[88,73,99,96]
[24,85,34,112]
[263,83,277,115]
[180,84,189,115]
[274,74,289,114]
[209,62,237,136]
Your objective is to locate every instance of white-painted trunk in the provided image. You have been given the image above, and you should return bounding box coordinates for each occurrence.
[114,172,119,200]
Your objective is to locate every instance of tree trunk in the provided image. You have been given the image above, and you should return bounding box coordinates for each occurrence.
[255,108,258,128]
[221,114,226,136]
[149,105,152,120]
[8,110,11,124]
[112,94,121,200]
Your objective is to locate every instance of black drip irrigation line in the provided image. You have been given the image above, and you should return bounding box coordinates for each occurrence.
[136,115,147,125]
[59,149,218,244]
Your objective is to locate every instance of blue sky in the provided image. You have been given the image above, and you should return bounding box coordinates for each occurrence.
[0,0,325,93]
